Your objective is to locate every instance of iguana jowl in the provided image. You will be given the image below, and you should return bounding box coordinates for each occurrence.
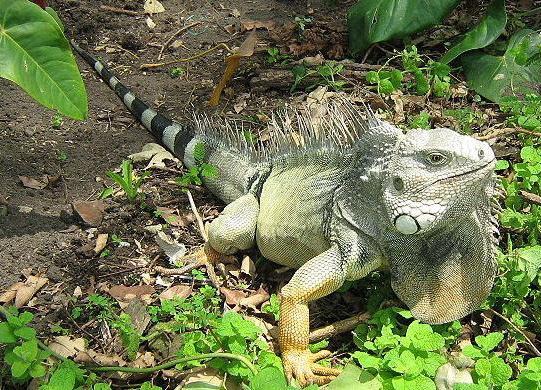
[72,43,500,386]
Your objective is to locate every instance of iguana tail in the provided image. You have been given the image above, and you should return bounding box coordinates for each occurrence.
[70,41,193,160]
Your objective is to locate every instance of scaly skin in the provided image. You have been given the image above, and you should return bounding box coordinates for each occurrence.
[72,42,500,387]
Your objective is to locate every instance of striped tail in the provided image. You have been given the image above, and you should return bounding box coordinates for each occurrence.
[70,41,194,160]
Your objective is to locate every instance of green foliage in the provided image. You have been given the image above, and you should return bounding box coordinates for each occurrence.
[262,294,280,321]
[440,0,507,64]
[291,61,346,92]
[462,29,541,103]
[500,94,541,132]
[408,112,431,129]
[349,308,459,388]
[365,47,451,97]
[169,67,185,78]
[444,108,486,134]
[500,142,541,244]
[0,0,87,119]
[106,160,147,202]
[347,0,460,56]
[51,113,63,129]
[266,47,291,65]
[177,142,219,187]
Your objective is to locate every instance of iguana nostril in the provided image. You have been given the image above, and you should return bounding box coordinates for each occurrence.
[393,177,404,191]
[478,149,485,159]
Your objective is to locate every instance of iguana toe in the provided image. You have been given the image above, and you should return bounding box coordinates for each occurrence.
[283,350,339,387]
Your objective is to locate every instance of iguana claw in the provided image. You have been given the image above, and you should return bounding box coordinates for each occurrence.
[282,349,340,387]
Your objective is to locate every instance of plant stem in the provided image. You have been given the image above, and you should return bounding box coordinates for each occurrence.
[90,352,258,375]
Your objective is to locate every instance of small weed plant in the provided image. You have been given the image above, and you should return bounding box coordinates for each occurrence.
[177,142,218,187]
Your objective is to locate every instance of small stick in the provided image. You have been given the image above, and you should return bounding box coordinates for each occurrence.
[158,21,203,60]
[489,308,541,357]
[100,5,141,16]
[186,190,207,241]
[475,127,541,141]
[309,312,371,343]
[141,43,233,70]
[155,262,201,276]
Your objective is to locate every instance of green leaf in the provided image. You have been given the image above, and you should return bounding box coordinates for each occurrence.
[11,359,31,378]
[193,142,207,163]
[93,384,113,390]
[527,357,541,372]
[475,356,512,386]
[352,351,382,369]
[0,322,17,343]
[140,382,162,390]
[440,0,506,64]
[327,364,381,390]
[19,311,34,324]
[463,345,486,359]
[14,326,36,340]
[475,332,504,353]
[462,29,541,103]
[29,362,46,378]
[249,367,289,390]
[405,321,445,351]
[495,160,510,170]
[516,246,541,281]
[0,0,87,119]
[347,0,460,56]
[14,339,39,361]
[47,364,77,390]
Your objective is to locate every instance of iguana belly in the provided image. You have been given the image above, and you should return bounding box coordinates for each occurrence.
[256,163,342,268]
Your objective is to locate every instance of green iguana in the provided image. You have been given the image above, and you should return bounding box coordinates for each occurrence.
[72,42,500,386]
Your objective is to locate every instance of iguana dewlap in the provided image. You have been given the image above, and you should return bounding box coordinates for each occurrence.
[72,42,500,386]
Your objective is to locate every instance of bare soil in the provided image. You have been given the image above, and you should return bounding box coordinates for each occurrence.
[0,0,347,290]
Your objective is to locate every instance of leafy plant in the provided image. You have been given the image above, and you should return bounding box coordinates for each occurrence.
[0,0,87,119]
[500,94,541,132]
[0,309,48,382]
[444,108,486,134]
[440,0,507,64]
[266,47,291,65]
[177,142,218,187]
[347,0,460,56]
[169,67,185,78]
[462,29,541,103]
[106,160,147,202]
[291,61,346,92]
[365,46,451,97]
[51,112,63,129]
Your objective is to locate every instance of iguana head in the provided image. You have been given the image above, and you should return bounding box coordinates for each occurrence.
[381,127,498,324]
[382,128,496,236]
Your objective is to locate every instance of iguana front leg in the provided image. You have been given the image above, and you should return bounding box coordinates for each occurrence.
[279,245,345,386]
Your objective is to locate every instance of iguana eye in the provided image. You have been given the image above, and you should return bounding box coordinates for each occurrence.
[425,152,447,165]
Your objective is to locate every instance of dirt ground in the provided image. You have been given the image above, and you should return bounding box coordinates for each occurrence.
[0,0,349,291]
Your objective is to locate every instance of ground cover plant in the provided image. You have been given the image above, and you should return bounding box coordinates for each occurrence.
[1,0,541,389]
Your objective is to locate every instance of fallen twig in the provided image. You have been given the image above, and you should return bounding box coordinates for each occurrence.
[140,43,233,70]
[489,308,541,357]
[475,127,541,141]
[158,21,203,60]
[100,5,141,16]
[186,190,207,241]
[309,312,371,343]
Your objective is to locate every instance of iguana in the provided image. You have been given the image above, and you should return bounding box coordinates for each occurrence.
[72,42,500,386]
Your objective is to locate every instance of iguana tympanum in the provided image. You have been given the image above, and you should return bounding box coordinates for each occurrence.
[72,43,500,386]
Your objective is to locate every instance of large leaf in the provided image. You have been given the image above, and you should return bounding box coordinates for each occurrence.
[0,0,87,119]
[440,0,506,64]
[462,29,541,103]
[348,0,460,56]
[327,364,381,390]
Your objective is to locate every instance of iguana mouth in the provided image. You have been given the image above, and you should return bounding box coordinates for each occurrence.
[434,158,496,183]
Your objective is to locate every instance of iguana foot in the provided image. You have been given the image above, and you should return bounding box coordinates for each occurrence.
[174,243,225,287]
[282,349,340,387]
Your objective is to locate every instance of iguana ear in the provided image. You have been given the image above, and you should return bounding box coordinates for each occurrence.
[388,211,497,324]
